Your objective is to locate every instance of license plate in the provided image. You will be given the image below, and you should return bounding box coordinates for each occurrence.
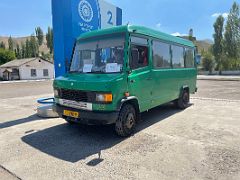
[63,110,79,118]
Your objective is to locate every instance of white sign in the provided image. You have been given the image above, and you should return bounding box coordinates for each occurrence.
[83,64,93,73]
[98,0,117,28]
[106,63,120,73]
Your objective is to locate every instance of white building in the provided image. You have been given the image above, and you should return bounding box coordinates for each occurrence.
[0,58,54,81]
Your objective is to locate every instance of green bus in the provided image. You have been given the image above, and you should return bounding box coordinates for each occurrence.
[53,25,197,137]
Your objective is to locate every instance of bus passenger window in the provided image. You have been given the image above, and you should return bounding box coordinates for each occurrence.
[172,45,184,68]
[153,41,171,68]
[185,48,194,68]
[130,45,149,70]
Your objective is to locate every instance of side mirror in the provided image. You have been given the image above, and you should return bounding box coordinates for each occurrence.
[195,55,201,65]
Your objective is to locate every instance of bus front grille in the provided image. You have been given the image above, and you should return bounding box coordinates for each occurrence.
[59,89,94,103]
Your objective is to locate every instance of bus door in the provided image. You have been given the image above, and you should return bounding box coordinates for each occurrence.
[128,37,153,112]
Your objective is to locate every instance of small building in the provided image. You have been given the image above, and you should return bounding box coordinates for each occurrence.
[0,58,54,81]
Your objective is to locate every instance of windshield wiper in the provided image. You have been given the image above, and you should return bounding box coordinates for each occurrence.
[90,71,105,74]
[69,71,82,74]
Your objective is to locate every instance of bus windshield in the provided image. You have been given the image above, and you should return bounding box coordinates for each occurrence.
[70,35,125,74]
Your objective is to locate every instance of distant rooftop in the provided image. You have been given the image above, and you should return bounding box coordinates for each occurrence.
[0,58,52,68]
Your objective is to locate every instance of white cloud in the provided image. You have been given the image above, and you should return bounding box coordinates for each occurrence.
[222,13,229,19]
[211,12,229,19]
[171,32,188,37]
[212,13,221,18]
[156,23,161,28]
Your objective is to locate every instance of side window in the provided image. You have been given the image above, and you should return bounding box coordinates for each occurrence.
[172,45,184,68]
[130,36,149,70]
[130,45,149,70]
[152,41,171,68]
[43,69,49,77]
[31,69,37,77]
[185,48,194,68]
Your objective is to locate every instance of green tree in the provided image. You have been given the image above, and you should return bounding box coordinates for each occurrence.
[35,27,44,46]
[46,27,53,54]
[224,2,240,60]
[213,15,224,74]
[8,36,14,51]
[41,52,53,61]
[0,48,16,65]
[15,44,22,59]
[202,51,215,74]
[29,34,39,57]
[21,42,26,58]
[0,41,5,49]
[25,39,30,58]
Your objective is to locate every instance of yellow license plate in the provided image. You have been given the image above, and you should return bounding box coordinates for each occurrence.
[63,110,79,118]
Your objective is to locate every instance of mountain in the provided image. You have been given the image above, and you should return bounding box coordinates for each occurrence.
[177,36,213,53]
[0,36,50,54]
[195,39,213,53]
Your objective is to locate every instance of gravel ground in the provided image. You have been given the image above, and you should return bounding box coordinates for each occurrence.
[0,80,240,180]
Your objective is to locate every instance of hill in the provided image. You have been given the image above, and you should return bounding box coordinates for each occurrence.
[195,39,213,53]
[0,36,50,55]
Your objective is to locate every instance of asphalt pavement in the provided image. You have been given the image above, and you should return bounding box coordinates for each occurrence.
[1,79,240,180]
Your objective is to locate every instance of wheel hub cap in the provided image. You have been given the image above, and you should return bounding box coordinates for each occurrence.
[126,113,134,129]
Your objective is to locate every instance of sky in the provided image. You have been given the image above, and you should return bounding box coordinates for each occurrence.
[0,0,239,40]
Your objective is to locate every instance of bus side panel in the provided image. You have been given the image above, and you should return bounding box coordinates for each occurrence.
[151,68,197,108]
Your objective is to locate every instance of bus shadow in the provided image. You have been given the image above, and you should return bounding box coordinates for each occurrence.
[0,114,41,129]
[21,103,183,163]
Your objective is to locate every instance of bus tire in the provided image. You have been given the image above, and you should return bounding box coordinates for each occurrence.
[177,89,190,109]
[115,104,136,137]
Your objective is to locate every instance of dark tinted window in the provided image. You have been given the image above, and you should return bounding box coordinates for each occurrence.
[185,48,194,68]
[172,45,184,68]
[130,45,149,70]
[43,69,49,76]
[31,69,37,77]
[153,41,171,68]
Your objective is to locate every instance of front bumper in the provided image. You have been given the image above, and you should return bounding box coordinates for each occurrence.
[53,104,119,125]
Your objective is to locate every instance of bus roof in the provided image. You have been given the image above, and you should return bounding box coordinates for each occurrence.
[77,25,195,48]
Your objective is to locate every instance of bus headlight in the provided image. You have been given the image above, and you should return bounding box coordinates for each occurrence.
[96,93,112,103]
[54,89,59,97]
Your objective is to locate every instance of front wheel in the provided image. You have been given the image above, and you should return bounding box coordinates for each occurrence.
[176,90,190,109]
[115,104,137,137]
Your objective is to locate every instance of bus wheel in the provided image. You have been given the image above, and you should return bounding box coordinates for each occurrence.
[115,104,136,137]
[176,90,190,109]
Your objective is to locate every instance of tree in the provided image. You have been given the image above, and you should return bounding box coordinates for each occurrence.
[8,36,14,51]
[224,2,240,60]
[25,39,30,58]
[35,27,44,46]
[29,34,39,57]
[46,27,53,54]
[0,49,16,65]
[21,42,26,58]
[15,44,22,59]
[0,41,5,49]
[213,15,224,74]
[202,51,215,74]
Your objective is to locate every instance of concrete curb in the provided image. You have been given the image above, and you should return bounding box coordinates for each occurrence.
[0,79,54,84]
[197,76,240,81]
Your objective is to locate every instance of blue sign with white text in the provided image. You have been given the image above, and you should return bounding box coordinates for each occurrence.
[52,0,122,77]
